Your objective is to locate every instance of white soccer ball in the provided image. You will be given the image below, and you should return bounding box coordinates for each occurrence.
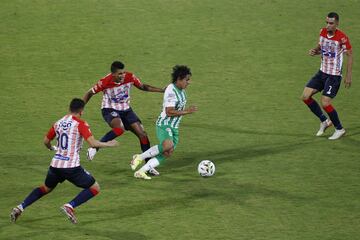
[197,160,215,177]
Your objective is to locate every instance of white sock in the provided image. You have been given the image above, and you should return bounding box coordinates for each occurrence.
[140,145,160,160]
[139,158,160,172]
[18,204,24,212]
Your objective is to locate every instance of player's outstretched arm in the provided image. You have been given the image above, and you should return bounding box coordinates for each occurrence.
[344,49,353,88]
[86,136,119,148]
[165,106,198,117]
[83,90,95,104]
[136,83,165,93]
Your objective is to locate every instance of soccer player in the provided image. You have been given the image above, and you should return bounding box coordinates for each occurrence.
[130,65,197,180]
[301,12,353,140]
[10,98,118,224]
[83,61,164,174]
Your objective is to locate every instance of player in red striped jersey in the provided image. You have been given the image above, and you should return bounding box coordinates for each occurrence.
[10,98,118,224]
[301,12,353,140]
[83,61,164,174]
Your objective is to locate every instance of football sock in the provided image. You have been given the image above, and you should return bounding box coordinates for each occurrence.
[69,187,99,208]
[139,158,160,172]
[100,128,124,142]
[323,105,343,130]
[98,128,124,151]
[140,136,150,153]
[303,98,327,122]
[140,145,160,160]
[21,186,48,209]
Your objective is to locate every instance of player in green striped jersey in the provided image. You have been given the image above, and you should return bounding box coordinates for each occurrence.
[130,65,197,179]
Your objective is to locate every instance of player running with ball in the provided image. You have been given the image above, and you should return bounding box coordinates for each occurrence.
[130,65,197,179]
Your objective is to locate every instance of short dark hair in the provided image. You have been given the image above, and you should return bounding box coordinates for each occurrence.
[328,12,339,21]
[171,65,191,83]
[111,61,125,73]
[69,98,85,113]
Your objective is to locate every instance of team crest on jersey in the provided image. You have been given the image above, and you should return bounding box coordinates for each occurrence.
[111,111,119,117]
[176,100,186,110]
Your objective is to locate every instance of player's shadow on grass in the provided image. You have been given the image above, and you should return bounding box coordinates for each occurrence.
[183,122,312,138]
[77,179,312,226]
[2,178,314,232]
[1,224,147,240]
[343,125,360,137]
[167,139,315,171]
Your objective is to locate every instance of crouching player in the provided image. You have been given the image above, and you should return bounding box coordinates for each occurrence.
[130,65,197,179]
[10,98,118,224]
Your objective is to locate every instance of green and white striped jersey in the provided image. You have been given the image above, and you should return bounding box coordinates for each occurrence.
[156,83,187,129]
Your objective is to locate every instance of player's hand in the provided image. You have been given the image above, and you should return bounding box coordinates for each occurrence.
[344,76,352,88]
[187,105,198,114]
[49,146,58,151]
[309,48,319,56]
[107,140,119,147]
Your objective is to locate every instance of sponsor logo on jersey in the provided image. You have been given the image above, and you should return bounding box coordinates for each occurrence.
[59,121,72,130]
[54,154,70,161]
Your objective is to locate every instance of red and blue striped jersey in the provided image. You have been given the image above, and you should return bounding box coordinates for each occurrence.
[46,115,92,168]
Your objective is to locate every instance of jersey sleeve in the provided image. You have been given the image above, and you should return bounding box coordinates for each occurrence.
[78,121,93,140]
[164,86,177,108]
[318,28,326,44]
[91,75,114,94]
[341,34,352,51]
[46,126,56,140]
[129,73,142,87]
[91,78,106,94]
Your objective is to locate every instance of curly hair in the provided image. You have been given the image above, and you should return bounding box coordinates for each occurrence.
[171,65,191,83]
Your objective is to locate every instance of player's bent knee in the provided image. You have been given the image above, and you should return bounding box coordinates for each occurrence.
[138,131,148,139]
[301,96,310,101]
[300,93,307,101]
[90,182,100,195]
[40,185,52,194]
[163,148,173,158]
[110,118,125,130]
[112,127,124,136]
[320,98,332,107]
[162,140,174,152]
[301,92,313,101]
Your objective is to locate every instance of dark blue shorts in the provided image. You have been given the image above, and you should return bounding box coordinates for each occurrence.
[45,166,95,189]
[306,70,342,98]
[101,108,141,130]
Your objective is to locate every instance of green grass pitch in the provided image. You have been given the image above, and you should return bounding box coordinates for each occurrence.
[1,0,359,239]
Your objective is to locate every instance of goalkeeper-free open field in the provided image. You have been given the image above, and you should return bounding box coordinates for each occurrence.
[1,1,359,239]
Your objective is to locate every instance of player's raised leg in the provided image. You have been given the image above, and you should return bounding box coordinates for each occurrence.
[301,85,332,136]
[128,121,159,175]
[87,115,124,160]
[133,133,175,180]
[131,144,162,171]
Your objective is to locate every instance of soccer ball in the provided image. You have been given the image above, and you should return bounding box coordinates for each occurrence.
[197,160,215,177]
